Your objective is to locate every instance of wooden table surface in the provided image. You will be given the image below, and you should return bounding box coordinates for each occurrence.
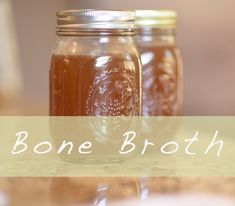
[0,177,235,206]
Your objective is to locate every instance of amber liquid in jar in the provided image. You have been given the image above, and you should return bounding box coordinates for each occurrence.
[138,44,182,116]
[50,10,142,164]
[135,10,183,116]
[50,54,141,116]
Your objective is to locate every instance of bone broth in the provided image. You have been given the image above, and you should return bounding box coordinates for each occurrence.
[135,10,183,116]
[50,54,141,116]
[50,10,142,116]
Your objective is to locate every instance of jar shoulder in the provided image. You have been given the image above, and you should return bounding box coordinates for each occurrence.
[138,45,182,65]
[52,36,139,57]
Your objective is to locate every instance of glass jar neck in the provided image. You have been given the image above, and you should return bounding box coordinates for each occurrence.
[56,28,135,37]
[136,28,176,45]
[56,35,135,45]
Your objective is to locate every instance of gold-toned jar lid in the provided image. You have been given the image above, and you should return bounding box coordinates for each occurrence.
[57,9,135,33]
[135,10,177,29]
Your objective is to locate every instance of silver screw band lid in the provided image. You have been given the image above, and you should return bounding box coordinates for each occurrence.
[135,10,177,29]
[57,9,136,31]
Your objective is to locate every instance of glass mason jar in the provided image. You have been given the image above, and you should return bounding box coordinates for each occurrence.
[135,10,183,116]
[50,10,142,116]
[49,10,141,205]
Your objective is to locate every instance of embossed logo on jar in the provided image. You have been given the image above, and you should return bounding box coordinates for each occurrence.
[86,68,139,116]
[142,59,177,116]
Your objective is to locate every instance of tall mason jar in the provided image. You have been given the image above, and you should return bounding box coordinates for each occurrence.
[50,10,142,116]
[49,10,141,205]
[135,10,183,116]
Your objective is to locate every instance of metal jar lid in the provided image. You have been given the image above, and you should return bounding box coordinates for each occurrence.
[56,9,136,35]
[135,10,177,29]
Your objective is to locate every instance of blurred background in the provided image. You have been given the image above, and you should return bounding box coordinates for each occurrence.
[1,0,235,115]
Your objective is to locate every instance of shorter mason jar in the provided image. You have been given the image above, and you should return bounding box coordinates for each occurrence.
[135,10,183,116]
[50,10,142,117]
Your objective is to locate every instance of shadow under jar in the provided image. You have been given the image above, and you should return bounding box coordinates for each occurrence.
[135,10,183,116]
[50,10,142,116]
